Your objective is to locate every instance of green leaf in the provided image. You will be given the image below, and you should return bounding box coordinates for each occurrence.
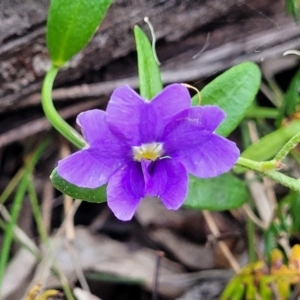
[193,62,261,137]
[280,191,300,234]
[184,173,248,211]
[221,279,245,300]
[50,168,106,203]
[290,193,300,233]
[241,121,300,162]
[264,225,277,260]
[276,68,300,126]
[46,0,112,66]
[286,0,300,23]
[134,25,163,100]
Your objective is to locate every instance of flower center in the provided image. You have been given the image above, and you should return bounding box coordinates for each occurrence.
[132,143,164,161]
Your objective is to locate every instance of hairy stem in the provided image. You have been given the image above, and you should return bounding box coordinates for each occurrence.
[275,131,300,161]
[237,157,300,193]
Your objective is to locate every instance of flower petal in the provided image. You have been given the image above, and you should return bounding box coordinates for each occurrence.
[145,159,188,210]
[163,106,225,135]
[77,109,131,160]
[107,161,145,221]
[57,148,125,189]
[77,109,111,145]
[106,85,146,144]
[164,122,240,178]
[106,84,192,144]
[150,84,191,136]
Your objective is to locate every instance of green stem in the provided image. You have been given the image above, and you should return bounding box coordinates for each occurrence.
[0,205,40,257]
[26,180,75,300]
[27,180,48,243]
[245,106,278,119]
[0,141,48,294]
[237,157,278,172]
[236,157,300,193]
[0,208,74,300]
[42,65,85,149]
[0,219,6,231]
[246,215,256,262]
[275,131,300,161]
[52,266,75,300]
[0,173,29,293]
[240,121,257,263]
[0,168,25,205]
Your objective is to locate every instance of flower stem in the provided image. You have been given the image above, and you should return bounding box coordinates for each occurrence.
[236,157,300,193]
[274,131,300,161]
[42,65,85,149]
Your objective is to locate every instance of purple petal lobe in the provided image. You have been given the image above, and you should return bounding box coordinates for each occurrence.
[145,159,188,210]
[57,148,125,189]
[164,122,240,177]
[107,162,145,221]
[138,104,159,143]
[77,109,109,145]
[150,84,191,136]
[77,109,131,157]
[59,109,132,188]
[106,84,192,145]
[138,84,192,143]
[164,106,225,135]
[106,85,146,144]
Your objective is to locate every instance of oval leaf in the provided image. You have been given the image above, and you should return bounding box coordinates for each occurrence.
[241,121,300,162]
[47,0,112,66]
[184,173,248,211]
[51,168,106,203]
[134,25,163,100]
[193,62,261,137]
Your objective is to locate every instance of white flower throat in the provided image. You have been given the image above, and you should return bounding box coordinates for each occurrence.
[132,143,164,161]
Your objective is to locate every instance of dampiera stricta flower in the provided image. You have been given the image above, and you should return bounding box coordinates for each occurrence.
[57,84,240,221]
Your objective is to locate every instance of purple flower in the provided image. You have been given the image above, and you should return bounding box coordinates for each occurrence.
[57,84,240,221]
